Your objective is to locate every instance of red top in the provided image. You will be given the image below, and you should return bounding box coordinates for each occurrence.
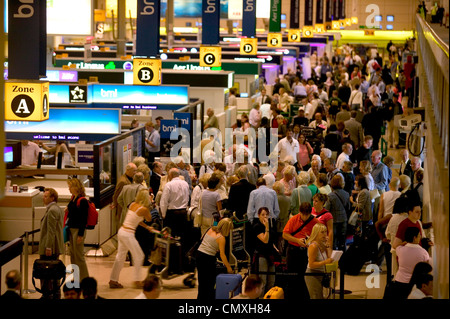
[312,208,333,228]
[395,218,423,241]
[283,214,318,247]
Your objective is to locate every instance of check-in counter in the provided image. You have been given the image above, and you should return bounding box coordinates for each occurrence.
[0,174,109,247]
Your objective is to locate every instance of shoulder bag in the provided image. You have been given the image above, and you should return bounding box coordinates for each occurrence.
[186,227,211,263]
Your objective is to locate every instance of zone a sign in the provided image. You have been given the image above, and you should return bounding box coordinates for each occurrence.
[133,58,162,85]
[200,46,222,67]
[240,38,258,55]
[5,81,49,121]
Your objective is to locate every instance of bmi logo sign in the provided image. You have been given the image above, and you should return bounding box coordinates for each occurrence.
[5,80,49,121]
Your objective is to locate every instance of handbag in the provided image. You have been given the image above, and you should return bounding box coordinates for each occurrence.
[369,189,380,201]
[32,259,66,294]
[186,227,211,263]
[322,273,332,288]
[348,193,360,226]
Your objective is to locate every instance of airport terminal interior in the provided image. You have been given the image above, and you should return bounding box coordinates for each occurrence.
[0,0,448,306]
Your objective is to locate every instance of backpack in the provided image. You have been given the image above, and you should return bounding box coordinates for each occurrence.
[77,197,98,230]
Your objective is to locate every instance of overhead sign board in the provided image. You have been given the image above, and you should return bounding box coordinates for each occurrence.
[5,81,49,121]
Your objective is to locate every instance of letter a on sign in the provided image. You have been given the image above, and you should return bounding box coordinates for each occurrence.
[240,38,258,55]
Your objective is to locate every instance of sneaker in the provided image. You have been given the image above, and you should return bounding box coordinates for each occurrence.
[109,280,123,289]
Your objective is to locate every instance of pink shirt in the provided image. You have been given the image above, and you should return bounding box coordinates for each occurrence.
[395,243,430,283]
[312,208,333,229]
[297,143,312,167]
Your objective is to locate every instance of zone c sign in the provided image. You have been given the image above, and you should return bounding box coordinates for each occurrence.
[133,58,162,85]
[5,81,49,122]
[200,46,222,67]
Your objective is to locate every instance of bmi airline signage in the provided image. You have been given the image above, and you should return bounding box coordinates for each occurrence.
[160,119,181,157]
[8,0,46,79]
[269,0,281,32]
[242,0,256,37]
[136,0,161,57]
[133,58,162,85]
[288,29,301,42]
[240,38,258,55]
[200,46,222,67]
[202,0,220,45]
[69,85,88,103]
[5,81,49,121]
[267,33,282,47]
[316,0,324,24]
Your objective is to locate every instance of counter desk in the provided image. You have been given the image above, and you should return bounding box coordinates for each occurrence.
[0,174,113,247]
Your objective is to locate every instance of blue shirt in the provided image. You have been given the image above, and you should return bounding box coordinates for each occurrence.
[247,186,280,221]
[294,84,307,97]
[372,162,389,192]
[360,80,370,94]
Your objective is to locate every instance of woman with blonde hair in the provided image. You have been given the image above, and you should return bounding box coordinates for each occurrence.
[305,223,334,299]
[196,218,234,300]
[280,165,297,196]
[359,160,375,192]
[66,178,90,282]
[109,189,153,289]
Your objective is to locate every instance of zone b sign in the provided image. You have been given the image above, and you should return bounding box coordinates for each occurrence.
[267,33,282,47]
[240,38,258,55]
[133,58,162,85]
[200,46,221,67]
[5,81,49,121]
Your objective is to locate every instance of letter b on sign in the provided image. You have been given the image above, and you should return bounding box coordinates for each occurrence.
[133,58,161,85]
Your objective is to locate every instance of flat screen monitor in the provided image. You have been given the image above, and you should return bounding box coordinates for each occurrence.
[4,140,22,169]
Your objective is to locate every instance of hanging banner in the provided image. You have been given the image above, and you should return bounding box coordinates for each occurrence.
[290,0,299,29]
[316,0,324,24]
[202,0,220,45]
[340,0,346,20]
[242,0,256,37]
[269,0,281,32]
[334,0,339,20]
[8,0,42,80]
[136,0,161,57]
[325,0,333,22]
[304,0,314,26]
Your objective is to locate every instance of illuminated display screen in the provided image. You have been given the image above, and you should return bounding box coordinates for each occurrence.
[5,0,92,35]
[48,84,189,108]
[4,146,13,163]
[5,108,121,136]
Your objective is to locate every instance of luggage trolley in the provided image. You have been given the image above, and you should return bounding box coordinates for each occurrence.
[228,214,251,272]
[148,227,197,288]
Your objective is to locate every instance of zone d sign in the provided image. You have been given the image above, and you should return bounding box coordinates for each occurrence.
[240,38,258,55]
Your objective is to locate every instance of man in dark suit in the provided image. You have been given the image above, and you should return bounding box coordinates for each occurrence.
[150,161,163,196]
[38,188,65,299]
[1,270,22,300]
[399,149,413,178]
[227,165,256,220]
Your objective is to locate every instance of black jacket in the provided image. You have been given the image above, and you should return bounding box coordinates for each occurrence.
[227,179,256,220]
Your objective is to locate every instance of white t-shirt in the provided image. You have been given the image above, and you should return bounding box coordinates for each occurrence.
[277,137,299,163]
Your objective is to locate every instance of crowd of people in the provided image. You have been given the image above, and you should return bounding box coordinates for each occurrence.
[4,42,433,301]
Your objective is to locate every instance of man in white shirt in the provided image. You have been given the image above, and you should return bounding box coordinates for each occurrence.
[309,112,328,137]
[302,98,314,120]
[276,128,299,164]
[257,88,272,105]
[336,143,353,170]
[160,168,190,223]
[21,140,41,165]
